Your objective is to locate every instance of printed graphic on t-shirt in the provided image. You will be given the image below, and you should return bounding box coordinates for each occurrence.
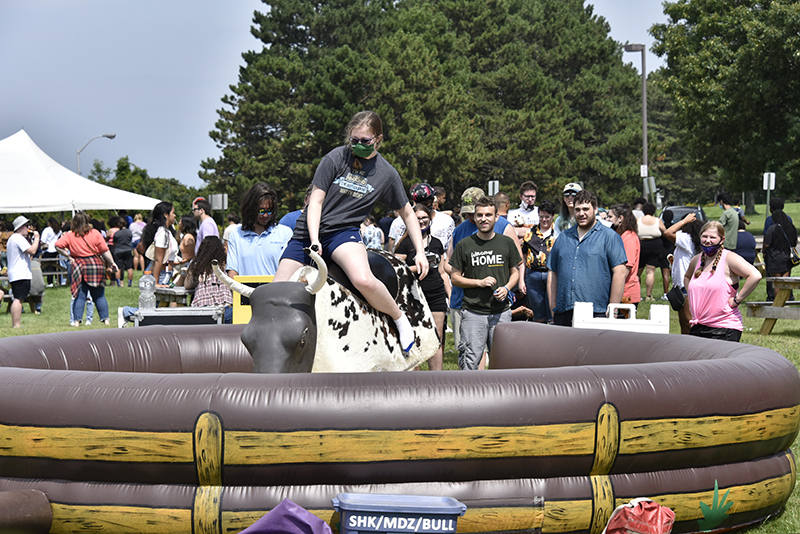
[469,249,506,268]
[333,172,375,199]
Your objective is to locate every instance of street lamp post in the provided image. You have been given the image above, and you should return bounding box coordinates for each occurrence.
[76,133,116,176]
[624,43,649,201]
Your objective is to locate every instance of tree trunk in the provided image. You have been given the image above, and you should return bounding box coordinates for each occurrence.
[745,191,757,215]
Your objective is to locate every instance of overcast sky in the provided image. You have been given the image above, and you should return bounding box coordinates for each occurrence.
[0,1,667,190]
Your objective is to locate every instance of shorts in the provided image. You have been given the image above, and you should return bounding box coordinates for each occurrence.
[280,229,363,265]
[10,279,31,302]
[423,285,448,313]
[690,324,742,342]
[114,250,133,270]
[639,238,664,268]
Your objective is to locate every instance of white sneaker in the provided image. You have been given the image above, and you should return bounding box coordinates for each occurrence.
[660,294,669,301]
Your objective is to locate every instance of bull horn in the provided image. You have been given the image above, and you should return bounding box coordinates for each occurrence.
[212,260,254,298]
[304,247,328,294]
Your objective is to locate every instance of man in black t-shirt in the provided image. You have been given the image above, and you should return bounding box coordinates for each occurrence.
[450,197,521,370]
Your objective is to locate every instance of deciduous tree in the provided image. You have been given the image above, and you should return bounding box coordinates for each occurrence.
[651,0,800,197]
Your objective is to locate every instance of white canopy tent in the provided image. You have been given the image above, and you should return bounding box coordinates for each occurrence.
[0,129,160,214]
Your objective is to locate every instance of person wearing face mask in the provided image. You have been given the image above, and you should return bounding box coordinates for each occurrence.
[273,111,429,356]
[554,182,582,237]
[684,221,761,342]
[608,204,641,308]
[395,204,448,370]
[387,183,455,254]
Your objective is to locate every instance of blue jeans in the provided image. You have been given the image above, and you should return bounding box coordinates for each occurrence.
[73,282,109,322]
[70,295,94,323]
[525,270,551,323]
[146,261,172,285]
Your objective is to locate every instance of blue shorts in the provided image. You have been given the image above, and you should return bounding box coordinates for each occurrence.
[280,229,363,265]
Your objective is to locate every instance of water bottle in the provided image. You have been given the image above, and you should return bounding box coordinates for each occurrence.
[139,271,156,310]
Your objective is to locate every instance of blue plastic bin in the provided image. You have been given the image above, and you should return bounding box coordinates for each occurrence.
[332,493,466,534]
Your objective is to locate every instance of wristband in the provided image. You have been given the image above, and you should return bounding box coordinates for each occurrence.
[733,296,740,306]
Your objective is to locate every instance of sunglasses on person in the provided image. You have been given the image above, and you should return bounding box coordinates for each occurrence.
[257,209,273,216]
[563,191,578,197]
[350,136,377,145]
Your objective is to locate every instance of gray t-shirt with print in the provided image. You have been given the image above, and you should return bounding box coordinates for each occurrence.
[293,146,408,240]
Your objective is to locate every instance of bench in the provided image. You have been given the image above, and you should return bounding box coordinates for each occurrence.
[746,301,800,320]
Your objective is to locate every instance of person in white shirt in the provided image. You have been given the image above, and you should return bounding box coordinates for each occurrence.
[507,181,540,239]
[7,216,40,328]
[222,213,241,254]
[40,217,61,286]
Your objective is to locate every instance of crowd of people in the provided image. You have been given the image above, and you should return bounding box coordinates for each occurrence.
[0,111,794,360]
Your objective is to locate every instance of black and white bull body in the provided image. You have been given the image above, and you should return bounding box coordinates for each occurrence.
[213,249,438,373]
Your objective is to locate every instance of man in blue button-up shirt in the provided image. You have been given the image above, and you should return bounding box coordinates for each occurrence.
[546,190,628,326]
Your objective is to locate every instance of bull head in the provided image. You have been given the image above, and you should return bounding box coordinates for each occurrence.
[212,250,329,372]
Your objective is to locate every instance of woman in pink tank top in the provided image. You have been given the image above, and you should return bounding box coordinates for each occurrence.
[684,221,761,342]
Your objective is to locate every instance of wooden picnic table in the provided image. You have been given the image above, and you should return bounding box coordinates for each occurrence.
[745,277,800,335]
[154,286,194,307]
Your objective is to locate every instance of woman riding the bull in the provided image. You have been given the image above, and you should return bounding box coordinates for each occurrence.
[273,110,428,354]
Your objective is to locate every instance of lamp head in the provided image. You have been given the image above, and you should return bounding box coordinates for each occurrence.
[624,44,645,52]
[103,133,116,140]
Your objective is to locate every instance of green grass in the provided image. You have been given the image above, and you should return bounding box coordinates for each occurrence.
[2,268,800,532]
[0,273,141,335]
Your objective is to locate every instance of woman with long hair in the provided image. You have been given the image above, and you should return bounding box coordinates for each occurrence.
[521,200,557,323]
[684,221,761,342]
[226,183,293,277]
[273,111,428,354]
[183,236,232,322]
[608,204,641,307]
[140,201,178,287]
[394,204,448,370]
[55,212,118,326]
[177,216,197,267]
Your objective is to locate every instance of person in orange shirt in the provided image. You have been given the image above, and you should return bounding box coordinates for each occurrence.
[56,212,118,326]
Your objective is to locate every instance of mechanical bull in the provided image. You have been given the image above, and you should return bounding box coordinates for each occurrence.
[213,249,439,373]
